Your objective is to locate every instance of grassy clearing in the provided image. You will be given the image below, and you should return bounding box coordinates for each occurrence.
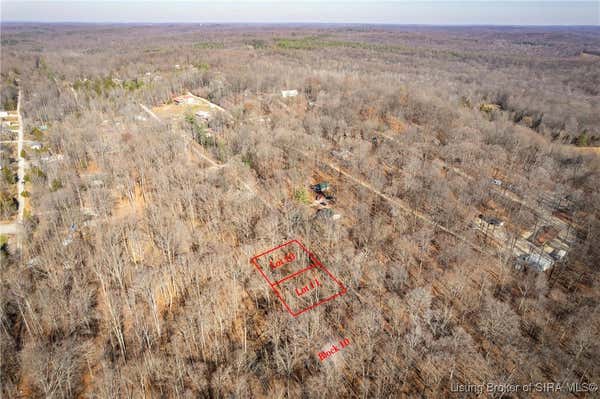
[274,36,371,50]
[294,187,311,204]
[152,102,213,120]
[273,36,427,57]
[194,42,225,49]
[73,77,144,95]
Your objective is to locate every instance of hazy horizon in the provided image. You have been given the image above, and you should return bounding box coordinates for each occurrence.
[2,1,599,26]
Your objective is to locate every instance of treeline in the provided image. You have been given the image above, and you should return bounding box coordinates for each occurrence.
[1,24,599,398]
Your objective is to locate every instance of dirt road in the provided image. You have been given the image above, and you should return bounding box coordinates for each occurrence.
[293,147,490,255]
[139,103,162,123]
[139,103,225,169]
[139,103,274,212]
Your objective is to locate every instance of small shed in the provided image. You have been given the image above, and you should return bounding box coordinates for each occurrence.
[29,142,43,150]
[281,89,298,98]
[195,110,212,122]
[173,93,201,105]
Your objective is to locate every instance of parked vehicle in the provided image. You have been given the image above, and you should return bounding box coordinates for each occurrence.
[479,214,504,226]
[550,248,567,261]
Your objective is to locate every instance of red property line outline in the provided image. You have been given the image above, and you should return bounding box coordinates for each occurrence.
[250,240,346,317]
[250,239,323,283]
[273,263,319,286]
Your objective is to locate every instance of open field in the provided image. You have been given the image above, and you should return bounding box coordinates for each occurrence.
[152,102,212,121]
[1,24,599,398]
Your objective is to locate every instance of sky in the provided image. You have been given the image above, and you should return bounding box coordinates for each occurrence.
[1,1,599,25]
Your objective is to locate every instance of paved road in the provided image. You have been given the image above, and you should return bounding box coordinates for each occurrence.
[16,90,25,224]
[0,90,25,243]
